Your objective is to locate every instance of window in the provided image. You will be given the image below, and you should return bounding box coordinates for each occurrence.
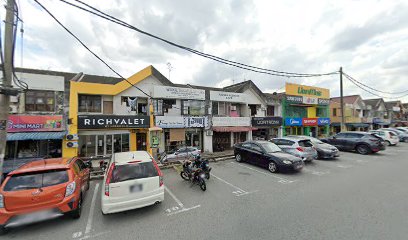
[242,143,251,149]
[4,170,68,191]
[163,99,176,113]
[267,106,275,116]
[250,144,262,152]
[298,140,313,147]
[111,162,158,183]
[25,90,55,112]
[333,108,337,116]
[335,133,347,138]
[79,94,102,113]
[212,102,219,115]
[249,105,257,116]
[345,133,363,139]
[182,100,205,116]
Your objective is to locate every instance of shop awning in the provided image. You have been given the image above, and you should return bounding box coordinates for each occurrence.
[330,122,341,127]
[212,127,257,132]
[375,122,390,126]
[7,131,66,141]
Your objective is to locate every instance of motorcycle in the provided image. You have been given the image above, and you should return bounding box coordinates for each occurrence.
[193,157,211,179]
[180,162,207,191]
[99,159,108,173]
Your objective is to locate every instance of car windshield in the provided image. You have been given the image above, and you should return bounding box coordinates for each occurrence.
[4,170,69,191]
[111,162,158,183]
[260,142,282,153]
[310,138,324,144]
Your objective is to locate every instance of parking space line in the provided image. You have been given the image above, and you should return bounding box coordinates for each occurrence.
[164,185,200,216]
[84,183,100,235]
[302,167,330,176]
[211,172,247,193]
[336,164,353,169]
[232,162,296,184]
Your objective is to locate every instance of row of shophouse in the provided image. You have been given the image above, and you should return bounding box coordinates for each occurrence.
[4,65,407,161]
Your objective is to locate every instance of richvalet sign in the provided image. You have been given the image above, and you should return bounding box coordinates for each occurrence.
[78,115,150,129]
[153,86,205,100]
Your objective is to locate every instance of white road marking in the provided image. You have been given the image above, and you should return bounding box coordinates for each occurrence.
[302,168,330,176]
[72,232,82,238]
[164,185,200,216]
[336,164,352,169]
[164,185,184,208]
[211,172,247,194]
[356,159,368,163]
[233,162,296,184]
[85,183,99,235]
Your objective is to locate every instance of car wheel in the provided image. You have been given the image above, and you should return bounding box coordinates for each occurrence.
[71,195,82,219]
[385,140,391,146]
[268,162,278,173]
[235,154,242,162]
[356,145,370,155]
[0,225,7,235]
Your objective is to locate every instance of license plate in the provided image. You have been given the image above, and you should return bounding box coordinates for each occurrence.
[130,184,143,193]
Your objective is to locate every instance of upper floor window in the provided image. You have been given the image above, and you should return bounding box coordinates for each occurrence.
[267,106,275,116]
[248,104,257,116]
[78,94,102,113]
[25,90,55,112]
[212,101,232,116]
[182,100,205,116]
[333,108,337,116]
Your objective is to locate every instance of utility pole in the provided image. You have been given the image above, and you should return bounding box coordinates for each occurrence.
[340,66,345,132]
[0,0,16,180]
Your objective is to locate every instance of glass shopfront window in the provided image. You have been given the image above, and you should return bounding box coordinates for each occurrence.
[78,132,130,157]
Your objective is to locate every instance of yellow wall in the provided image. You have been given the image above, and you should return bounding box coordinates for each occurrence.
[307,107,316,118]
[286,83,330,99]
[63,66,155,158]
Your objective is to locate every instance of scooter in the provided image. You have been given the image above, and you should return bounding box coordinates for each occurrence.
[193,157,211,179]
[180,162,207,191]
[99,159,108,173]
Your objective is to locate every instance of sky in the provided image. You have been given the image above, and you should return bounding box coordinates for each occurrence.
[5,0,408,101]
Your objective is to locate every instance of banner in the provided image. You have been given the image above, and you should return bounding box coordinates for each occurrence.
[318,118,330,125]
[153,86,205,100]
[210,91,247,103]
[8,115,63,132]
[155,116,209,128]
[303,118,318,126]
[284,118,302,126]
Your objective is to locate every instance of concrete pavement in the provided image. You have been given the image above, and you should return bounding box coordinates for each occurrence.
[3,144,408,240]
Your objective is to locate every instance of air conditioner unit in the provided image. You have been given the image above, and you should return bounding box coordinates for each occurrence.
[66,134,79,140]
[9,105,18,113]
[261,107,266,111]
[206,130,213,136]
[231,106,237,111]
[66,141,78,148]
[10,96,18,103]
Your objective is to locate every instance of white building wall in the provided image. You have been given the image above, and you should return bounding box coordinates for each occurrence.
[203,133,213,152]
[12,72,65,91]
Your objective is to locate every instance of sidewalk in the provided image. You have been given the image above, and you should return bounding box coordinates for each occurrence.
[202,150,234,160]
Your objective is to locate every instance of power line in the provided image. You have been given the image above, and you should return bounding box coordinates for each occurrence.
[57,0,339,78]
[343,73,408,100]
[33,0,152,98]
[343,72,408,95]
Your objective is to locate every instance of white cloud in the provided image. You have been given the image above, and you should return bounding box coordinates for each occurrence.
[8,0,408,102]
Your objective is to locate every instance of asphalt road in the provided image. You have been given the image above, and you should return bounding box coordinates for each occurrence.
[4,143,408,240]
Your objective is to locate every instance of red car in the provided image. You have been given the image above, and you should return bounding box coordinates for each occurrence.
[0,157,90,234]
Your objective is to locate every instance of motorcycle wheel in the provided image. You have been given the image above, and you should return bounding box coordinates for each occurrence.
[199,179,207,191]
[205,172,210,180]
[180,171,190,181]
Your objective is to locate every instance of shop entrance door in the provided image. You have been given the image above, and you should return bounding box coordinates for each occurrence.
[137,133,147,151]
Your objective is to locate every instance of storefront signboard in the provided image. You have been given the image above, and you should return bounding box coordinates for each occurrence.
[284,118,302,126]
[153,86,205,100]
[212,117,251,127]
[8,115,63,132]
[252,117,283,127]
[317,118,330,125]
[286,83,330,99]
[155,116,209,128]
[303,118,318,126]
[210,91,247,103]
[78,115,150,129]
[286,95,303,104]
[303,97,318,105]
[318,98,330,105]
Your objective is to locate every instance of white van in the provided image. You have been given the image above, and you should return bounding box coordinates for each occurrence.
[101,151,164,214]
[369,130,399,146]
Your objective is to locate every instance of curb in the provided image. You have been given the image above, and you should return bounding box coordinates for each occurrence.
[90,155,235,181]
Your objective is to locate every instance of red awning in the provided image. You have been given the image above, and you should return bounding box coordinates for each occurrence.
[212,127,257,132]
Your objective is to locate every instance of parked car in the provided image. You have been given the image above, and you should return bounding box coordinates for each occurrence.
[101,151,164,215]
[287,135,339,159]
[0,157,90,234]
[379,128,408,142]
[234,141,304,173]
[270,137,318,162]
[161,147,201,163]
[320,132,386,154]
[369,130,399,146]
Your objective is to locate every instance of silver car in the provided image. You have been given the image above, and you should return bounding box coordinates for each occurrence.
[270,137,318,162]
[162,147,201,163]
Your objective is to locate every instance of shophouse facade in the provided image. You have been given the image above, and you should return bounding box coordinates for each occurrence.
[330,95,367,133]
[363,98,388,129]
[282,83,330,137]
[384,101,407,126]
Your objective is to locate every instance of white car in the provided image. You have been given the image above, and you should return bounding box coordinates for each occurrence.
[369,130,399,146]
[162,147,201,163]
[101,151,164,214]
